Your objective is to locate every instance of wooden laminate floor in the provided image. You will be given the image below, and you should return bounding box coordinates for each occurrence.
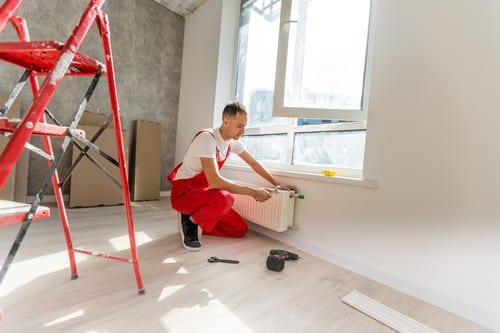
[0,198,494,333]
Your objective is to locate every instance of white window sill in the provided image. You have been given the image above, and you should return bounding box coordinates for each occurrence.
[223,164,378,189]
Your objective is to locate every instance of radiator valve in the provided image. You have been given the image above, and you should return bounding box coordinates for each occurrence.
[272,185,304,199]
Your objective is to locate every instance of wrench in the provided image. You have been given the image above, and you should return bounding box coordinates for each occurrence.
[208,256,239,264]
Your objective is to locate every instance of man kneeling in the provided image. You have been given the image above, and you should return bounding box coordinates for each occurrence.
[167,102,295,251]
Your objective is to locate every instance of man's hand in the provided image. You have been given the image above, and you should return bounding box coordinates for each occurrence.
[253,188,272,202]
[276,184,298,192]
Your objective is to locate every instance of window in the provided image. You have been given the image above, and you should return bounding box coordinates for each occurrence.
[233,0,372,177]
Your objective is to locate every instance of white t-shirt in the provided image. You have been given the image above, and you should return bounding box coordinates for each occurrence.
[174,128,246,180]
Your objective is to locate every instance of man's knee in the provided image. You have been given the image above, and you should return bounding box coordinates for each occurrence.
[214,190,234,211]
[233,221,248,238]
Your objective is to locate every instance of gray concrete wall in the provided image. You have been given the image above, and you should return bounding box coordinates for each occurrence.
[0,0,183,196]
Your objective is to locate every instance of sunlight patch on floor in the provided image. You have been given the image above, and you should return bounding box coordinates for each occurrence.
[0,250,89,298]
[158,284,186,301]
[44,309,85,327]
[176,267,188,274]
[201,288,213,298]
[163,257,177,264]
[161,298,253,333]
[108,231,152,251]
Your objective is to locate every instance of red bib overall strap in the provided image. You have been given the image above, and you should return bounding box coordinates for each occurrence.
[167,130,231,183]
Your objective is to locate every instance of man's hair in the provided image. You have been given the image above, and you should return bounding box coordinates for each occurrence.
[222,101,247,118]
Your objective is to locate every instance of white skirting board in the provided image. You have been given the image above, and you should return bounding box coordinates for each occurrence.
[342,290,440,333]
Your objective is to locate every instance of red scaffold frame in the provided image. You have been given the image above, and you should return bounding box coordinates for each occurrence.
[0,0,145,295]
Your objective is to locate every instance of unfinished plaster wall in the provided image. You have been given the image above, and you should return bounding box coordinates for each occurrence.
[0,0,183,196]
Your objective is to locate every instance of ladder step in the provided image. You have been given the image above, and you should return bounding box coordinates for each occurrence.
[0,199,50,227]
[0,40,105,75]
[0,117,85,137]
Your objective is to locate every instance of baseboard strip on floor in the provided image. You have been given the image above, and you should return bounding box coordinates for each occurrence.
[342,290,440,333]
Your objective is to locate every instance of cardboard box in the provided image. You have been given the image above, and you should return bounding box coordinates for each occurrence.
[69,112,128,208]
[0,96,29,202]
[130,120,161,201]
[75,111,118,128]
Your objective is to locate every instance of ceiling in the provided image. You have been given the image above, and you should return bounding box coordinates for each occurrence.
[152,0,206,17]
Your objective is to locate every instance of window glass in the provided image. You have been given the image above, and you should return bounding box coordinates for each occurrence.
[284,0,371,111]
[240,134,288,163]
[236,0,289,128]
[293,130,365,169]
[297,118,337,126]
[247,89,289,127]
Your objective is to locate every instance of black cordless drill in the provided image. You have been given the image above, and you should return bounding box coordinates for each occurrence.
[269,249,299,260]
[266,249,299,272]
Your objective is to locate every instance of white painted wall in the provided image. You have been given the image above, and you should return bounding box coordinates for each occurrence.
[176,0,500,331]
[175,0,240,161]
[175,0,222,163]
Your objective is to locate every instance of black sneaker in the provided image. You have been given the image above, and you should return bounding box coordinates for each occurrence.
[179,214,201,251]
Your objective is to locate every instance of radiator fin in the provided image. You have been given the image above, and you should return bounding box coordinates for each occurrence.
[233,190,295,232]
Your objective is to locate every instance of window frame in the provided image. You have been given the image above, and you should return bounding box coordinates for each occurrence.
[229,120,366,178]
[228,0,375,178]
[272,0,374,121]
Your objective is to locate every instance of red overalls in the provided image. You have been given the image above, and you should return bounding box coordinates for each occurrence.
[167,130,248,238]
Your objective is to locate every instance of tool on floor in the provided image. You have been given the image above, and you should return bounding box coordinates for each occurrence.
[208,256,239,264]
[266,249,300,272]
[269,249,299,260]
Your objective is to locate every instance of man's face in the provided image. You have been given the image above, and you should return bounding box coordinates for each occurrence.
[223,112,247,140]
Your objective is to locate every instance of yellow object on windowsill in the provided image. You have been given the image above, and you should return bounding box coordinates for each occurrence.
[321,169,337,177]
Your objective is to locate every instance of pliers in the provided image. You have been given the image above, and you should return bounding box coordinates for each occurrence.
[208,256,239,264]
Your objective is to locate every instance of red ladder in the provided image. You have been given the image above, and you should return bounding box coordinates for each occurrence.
[0,0,145,294]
